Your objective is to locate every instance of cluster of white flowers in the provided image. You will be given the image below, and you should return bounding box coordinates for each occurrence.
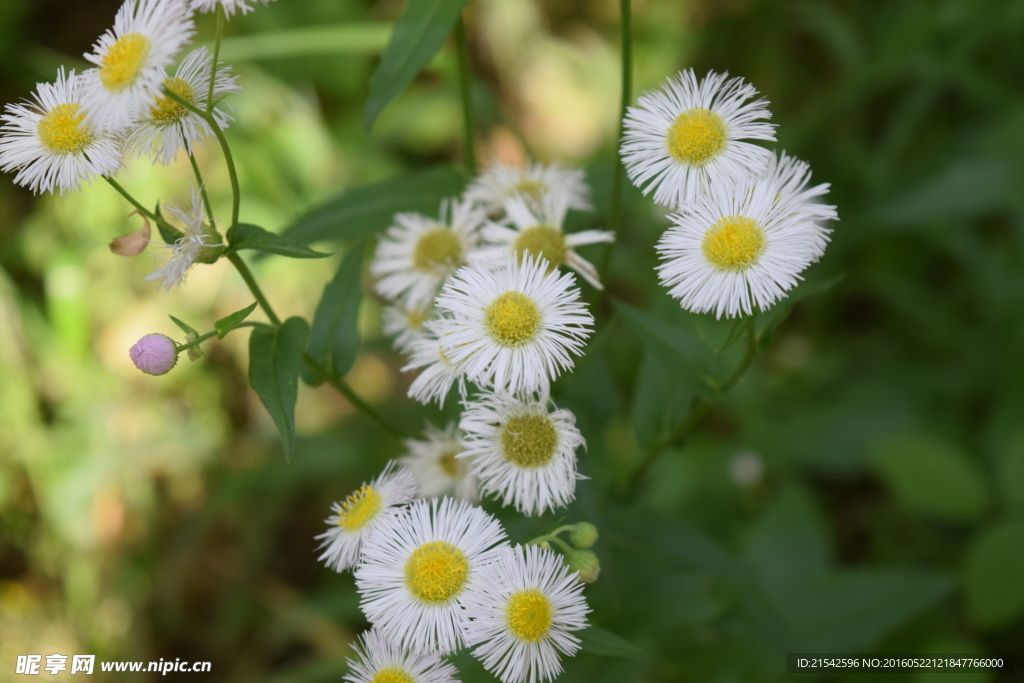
[318,470,591,683]
[0,0,254,290]
[370,161,611,518]
[622,69,838,318]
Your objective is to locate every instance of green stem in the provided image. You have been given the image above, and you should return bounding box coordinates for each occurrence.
[162,87,241,228]
[601,0,633,279]
[207,5,225,115]
[227,252,282,327]
[176,322,270,354]
[627,317,758,494]
[183,136,217,227]
[104,176,182,239]
[454,14,477,176]
[302,355,402,440]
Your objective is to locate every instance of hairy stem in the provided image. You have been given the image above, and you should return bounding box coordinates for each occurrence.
[600,0,633,279]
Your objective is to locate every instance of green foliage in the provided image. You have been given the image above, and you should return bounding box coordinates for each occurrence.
[214,301,257,339]
[364,0,469,129]
[963,520,1024,629]
[168,315,200,337]
[869,434,989,522]
[248,317,310,459]
[577,626,644,658]
[303,245,364,384]
[227,223,330,259]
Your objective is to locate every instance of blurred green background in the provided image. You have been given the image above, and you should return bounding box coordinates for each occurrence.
[2,0,1024,681]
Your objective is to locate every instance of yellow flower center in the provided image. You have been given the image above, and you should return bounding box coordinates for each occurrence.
[506,588,553,642]
[513,178,548,204]
[405,541,469,604]
[371,668,414,683]
[667,107,727,166]
[99,33,152,92]
[406,308,428,330]
[335,485,382,531]
[439,449,460,477]
[37,103,93,154]
[413,227,462,272]
[485,292,542,347]
[513,225,567,271]
[701,215,766,272]
[149,77,196,125]
[501,414,558,468]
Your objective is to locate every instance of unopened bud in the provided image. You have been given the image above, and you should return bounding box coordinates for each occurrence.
[569,522,599,549]
[129,333,177,376]
[565,549,600,583]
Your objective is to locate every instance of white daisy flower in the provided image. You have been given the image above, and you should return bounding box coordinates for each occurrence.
[403,320,467,407]
[145,185,223,291]
[343,629,459,683]
[434,255,593,397]
[656,159,837,318]
[122,46,241,165]
[460,544,590,683]
[81,0,196,131]
[473,192,614,290]
[382,302,434,354]
[465,161,592,215]
[760,150,838,224]
[621,69,775,209]
[399,423,479,503]
[372,198,487,310]
[190,0,275,18]
[354,497,508,654]
[459,391,584,516]
[316,461,418,573]
[0,68,121,195]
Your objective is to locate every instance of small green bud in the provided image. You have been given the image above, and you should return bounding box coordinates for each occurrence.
[569,522,599,549]
[565,549,600,583]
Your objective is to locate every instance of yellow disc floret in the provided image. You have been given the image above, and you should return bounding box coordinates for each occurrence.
[37,103,93,155]
[513,178,548,205]
[438,449,460,477]
[336,485,383,532]
[405,540,470,603]
[485,292,542,347]
[506,588,553,642]
[667,107,727,166]
[701,215,766,272]
[371,668,415,683]
[149,77,196,125]
[501,414,558,468]
[513,225,567,271]
[99,33,152,92]
[413,227,462,272]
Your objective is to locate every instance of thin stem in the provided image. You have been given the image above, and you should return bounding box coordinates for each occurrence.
[626,318,758,494]
[227,252,282,327]
[176,322,271,354]
[207,5,225,115]
[162,87,241,228]
[104,176,182,239]
[601,0,633,279]
[183,136,216,227]
[454,14,477,176]
[302,354,402,439]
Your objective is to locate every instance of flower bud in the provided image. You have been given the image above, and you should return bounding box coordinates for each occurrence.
[129,333,178,376]
[569,521,599,549]
[564,549,600,583]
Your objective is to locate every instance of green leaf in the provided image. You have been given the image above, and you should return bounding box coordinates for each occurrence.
[248,317,310,459]
[168,315,199,337]
[364,0,469,129]
[868,434,989,521]
[154,202,183,244]
[613,300,725,398]
[304,245,364,383]
[283,166,465,245]
[964,520,1024,629]
[214,302,257,340]
[629,351,693,448]
[755,273,844,348]
[577,626,644,658]
[228,223,330,259]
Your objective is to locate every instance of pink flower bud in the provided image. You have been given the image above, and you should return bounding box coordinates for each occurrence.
[129,333,178,376]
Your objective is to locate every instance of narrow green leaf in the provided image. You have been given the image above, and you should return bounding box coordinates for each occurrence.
[154,203,183,244]
[364,0,469,129]
[964,520,1024,629]
[630,351,693,448]
[868,434,989,521]
[228,223,330,259]
[305,245,364,383]
[577,626,644,658]
[283,166,465,245]
[248,317,310,459]
[214,302,257,340]
[169,315,199,337]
